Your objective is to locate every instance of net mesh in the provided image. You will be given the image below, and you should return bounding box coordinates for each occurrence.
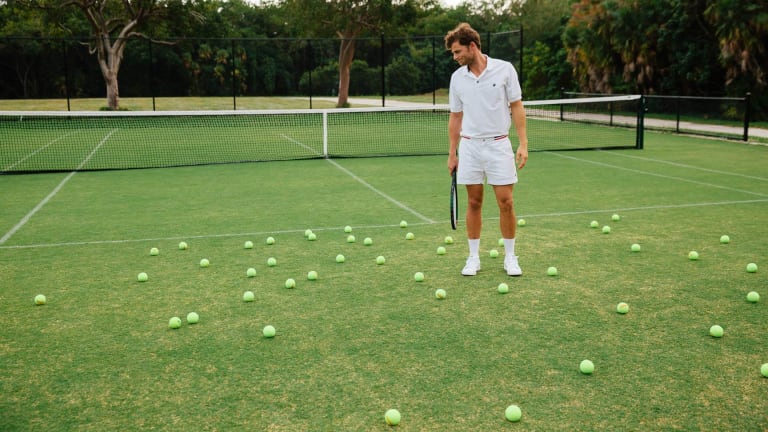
[0,95,642,173]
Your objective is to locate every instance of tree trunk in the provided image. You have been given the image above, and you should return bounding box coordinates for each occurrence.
[337,36,356,108]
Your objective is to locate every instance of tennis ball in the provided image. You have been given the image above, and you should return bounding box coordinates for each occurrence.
[243,291,255,302]
[498,283,509,294]
[307,270,318,281]
[399,220,408,228]
[336,254,345,263]
[266,236,275,245]
[34,294,46,305]
[376,256,386,265]
[178,241,188,250]
[761,363,768,378]
[498,238,504,247]
[304,229,313,237]
[590,220,599,228]
[602,225,611,234]
[267,257,277,267]
[746,263,758,273]
[285,278,296,289]
[137,272,148,282]
[612,213,621,221]
[244,240,254,249]
[414,272,425,282]
[435,288,446,299]
[436,246,446,255]
[720,235,730,244]
[631,243,641,252]
[150,247,159,256]
[547,266,558,276]
[200,258,210,268]
[489,249,499,258]
[504,404,522,422]
[364,237,373,246]
[308,232,317,241]
[688,251,699,260]
[186,312,199,324]
[246,267,257,277]
[263,325,276,338]
[344,225,352,233]
[709,325,724,338]
[346,235,356,243]
[747,291,760,303]
[579,359,594,374]
[616,302,629,314]
[445,236,454,244]
[405,232,415,240]
[517,218,526,227]
[168,317,182,329]
[384,409,401,426]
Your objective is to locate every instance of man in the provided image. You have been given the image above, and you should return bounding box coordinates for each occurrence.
[444,22,529,277]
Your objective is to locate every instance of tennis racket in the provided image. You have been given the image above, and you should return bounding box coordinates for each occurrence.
[450,168,458,230]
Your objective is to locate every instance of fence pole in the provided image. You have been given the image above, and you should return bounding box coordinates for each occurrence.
[380,34,386,107]
[63,40,71,112]
[148,38,156,111]
[231,39,237,110]
[675,96,680,133]
[432,36,436,106]
[743,92,751,141]
[308,40,313,109]
[519,26,524,85]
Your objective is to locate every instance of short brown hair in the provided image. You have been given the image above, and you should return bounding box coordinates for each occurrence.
[444,23,481,51]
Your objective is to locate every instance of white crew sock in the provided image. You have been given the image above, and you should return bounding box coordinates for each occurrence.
[468,239,480,257]
[503,238,516,257]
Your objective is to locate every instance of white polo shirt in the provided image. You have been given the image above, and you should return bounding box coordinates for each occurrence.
[449,55,522,138]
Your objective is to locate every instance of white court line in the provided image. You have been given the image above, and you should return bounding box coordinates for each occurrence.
[2,198,765,250]
[0,129,117,245]
[2,131,75,172]
[280,133,435,224]
[548,152,768,198]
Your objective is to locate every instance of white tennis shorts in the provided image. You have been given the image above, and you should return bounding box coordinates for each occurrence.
[457,136,518,185]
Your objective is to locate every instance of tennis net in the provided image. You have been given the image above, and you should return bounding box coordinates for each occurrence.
[0,95,643,173]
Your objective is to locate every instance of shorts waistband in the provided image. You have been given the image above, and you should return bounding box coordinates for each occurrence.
[461,135,508,141]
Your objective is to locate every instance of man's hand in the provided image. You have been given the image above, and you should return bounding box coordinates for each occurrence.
[516,146,528,169]
[447,155,458,175]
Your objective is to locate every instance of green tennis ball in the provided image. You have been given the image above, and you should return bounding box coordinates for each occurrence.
[399,220,408,228]
[304,229,313,237]
[414,272,425,282]
[489,249,499,258]
[243,291,255,302]
[384,409,401,426]
[186,312,199,324]
[266,236,275,245]
[498,238,504,247]
[547,266,558,276]
[517,218,526,227]
[602,225,611,234]
[263,325,276,338]
[709,325,724,338]
[579,359,594,374]
[590,220,599,228]
[246,268,257,277]
[436,246,446,255]
[435,288,446,299]
[376,256,386,265]
[720,235,730,244]
[688,251,699,260]
[168,317,182,329]
[364,237,373,246]
[761,363,768,378]
[612,213,621,221]
[137,272,148,282]
[747,291,760,303]
[34,294,46,305]
[307,232,317,241]
[178,241,188,250]
[405,232,415,240]
[746,263,758,273]
[284,278,296,289]
[344,225,352,233]
[336,254,345,263]
[504,404,522,422]
[244,241,254,249]
[267,257,277,267]
[150,247,159,256]
[307,270,318,281]
[199,258,210,268]
[445,236,454,244]
[347,235,356,243]
[631,243,641,252]
[616,302,629,314]
[498,283,509,294]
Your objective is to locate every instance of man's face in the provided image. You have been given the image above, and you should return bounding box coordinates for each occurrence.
[450,41,476,66]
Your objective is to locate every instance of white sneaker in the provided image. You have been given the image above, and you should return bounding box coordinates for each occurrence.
[504,255,522,277]
[462,256,481,276]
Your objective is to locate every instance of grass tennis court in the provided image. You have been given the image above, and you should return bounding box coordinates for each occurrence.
[1,131,767,430]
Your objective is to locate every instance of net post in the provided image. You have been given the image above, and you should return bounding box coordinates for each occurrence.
[380,34,386,108]
[743,92,751,142]
[63,39,72,112]
[231,39,237,110]
[323,110,329,158]
[148,38,156,111]
[636,96,646,149]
